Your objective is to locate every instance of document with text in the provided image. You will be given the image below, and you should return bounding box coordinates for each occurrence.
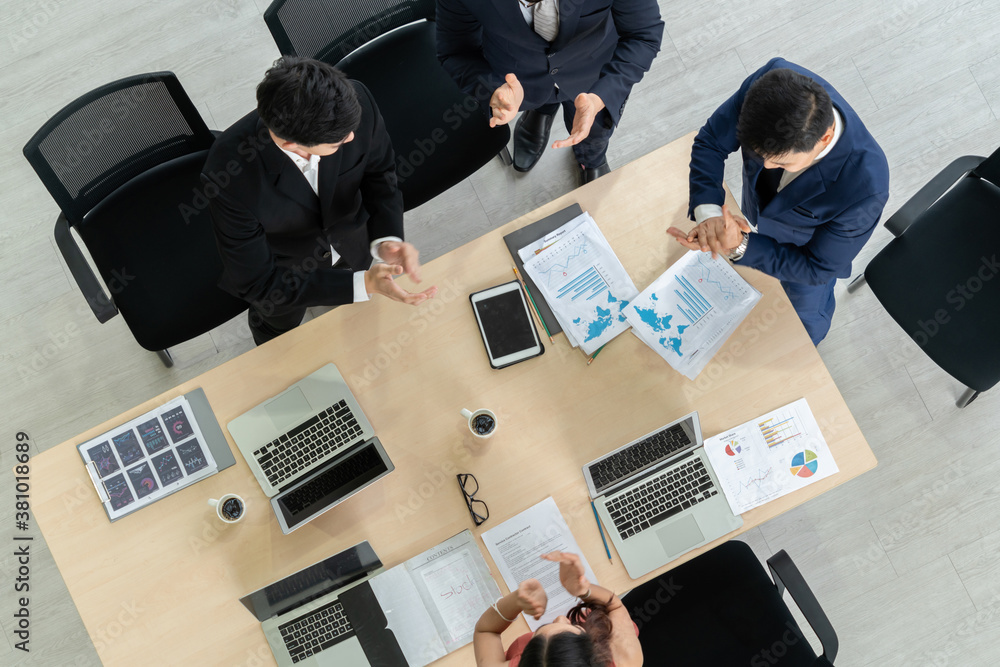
[481,497,598,631]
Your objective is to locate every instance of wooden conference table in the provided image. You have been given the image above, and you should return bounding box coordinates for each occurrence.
[33,132,876,666]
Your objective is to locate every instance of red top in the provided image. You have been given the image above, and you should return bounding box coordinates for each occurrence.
[505,623,639,667]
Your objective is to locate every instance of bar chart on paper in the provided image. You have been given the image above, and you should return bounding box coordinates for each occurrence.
[523,218,638,354]
[625,251,760,379]
[703,398,839,514]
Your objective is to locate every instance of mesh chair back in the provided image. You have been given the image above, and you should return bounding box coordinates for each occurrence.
[263,0,435,63]
[22,72,214,226]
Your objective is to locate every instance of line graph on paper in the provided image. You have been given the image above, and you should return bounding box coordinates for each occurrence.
[735,468,773,495]
[693,252,756,304]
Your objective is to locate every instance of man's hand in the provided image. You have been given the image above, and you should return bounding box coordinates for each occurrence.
[666,205,752,258]
[541,551,590,598]
[489,73,524,128]
[364,264,438,305]
[516,579,548,620]
[552,93,605,149]
[377,240,423,283]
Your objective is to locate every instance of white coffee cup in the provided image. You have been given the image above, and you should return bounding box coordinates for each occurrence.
[460,408,498,439]
[208,493,245,523]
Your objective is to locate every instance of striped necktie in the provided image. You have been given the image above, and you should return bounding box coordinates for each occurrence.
[533,0,559,42]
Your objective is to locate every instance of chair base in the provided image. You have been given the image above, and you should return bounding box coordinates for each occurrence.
[499,145,512,166]
[157,349,174,368]
[846,273,867,294]
[957,387,979,408]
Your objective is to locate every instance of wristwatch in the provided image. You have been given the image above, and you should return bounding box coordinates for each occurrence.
[727,232,749,262]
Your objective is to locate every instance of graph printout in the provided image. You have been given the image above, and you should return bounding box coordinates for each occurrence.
[624,250,760,379]
[522,212,638,354]
[703,398,838,515]
[78,395,218,520]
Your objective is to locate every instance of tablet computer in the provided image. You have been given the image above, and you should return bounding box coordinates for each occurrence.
[470,281,545,369]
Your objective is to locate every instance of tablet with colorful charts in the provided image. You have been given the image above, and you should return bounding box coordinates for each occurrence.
[78,395,219,521]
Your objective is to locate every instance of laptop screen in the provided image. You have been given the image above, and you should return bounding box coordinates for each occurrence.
[238,541,382,622]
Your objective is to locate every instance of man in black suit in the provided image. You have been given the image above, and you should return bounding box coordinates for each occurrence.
[204,57,436,345]
[436,0,663,184]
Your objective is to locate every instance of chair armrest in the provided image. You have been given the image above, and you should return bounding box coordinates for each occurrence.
[767,549,838,665]
[53,212,118,323]
[884,155,984,237]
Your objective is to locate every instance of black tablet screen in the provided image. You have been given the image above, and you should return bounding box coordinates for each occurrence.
[475,288,538,359]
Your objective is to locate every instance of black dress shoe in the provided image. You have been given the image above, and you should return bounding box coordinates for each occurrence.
[581,161,611,185]
[512,110,556,172]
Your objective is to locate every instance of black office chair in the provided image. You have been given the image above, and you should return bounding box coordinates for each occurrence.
[847,147,1000,407]
[262,0,512,211]
[22,72,248,368]
[622,541,837,666]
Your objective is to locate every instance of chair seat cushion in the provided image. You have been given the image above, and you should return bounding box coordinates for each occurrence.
[865,176,1000,392]
[79,150,247,351]
[336,20,510,211]
[621,542,820,666]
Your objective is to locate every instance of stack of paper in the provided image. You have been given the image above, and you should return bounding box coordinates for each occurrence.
[702,398,839,515]
[520,212,638,354]
[624,250,760,379]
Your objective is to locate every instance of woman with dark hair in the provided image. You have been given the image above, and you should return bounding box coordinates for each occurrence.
[473,551,642,667]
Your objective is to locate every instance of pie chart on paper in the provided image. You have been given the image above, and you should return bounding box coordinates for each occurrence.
[789,450,819,478]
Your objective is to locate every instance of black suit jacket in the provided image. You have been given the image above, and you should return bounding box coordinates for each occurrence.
[204,81,403,312]
[436,0,663,124]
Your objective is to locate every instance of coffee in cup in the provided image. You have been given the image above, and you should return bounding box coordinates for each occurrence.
[460,408,498,439]
[209,493,245,523]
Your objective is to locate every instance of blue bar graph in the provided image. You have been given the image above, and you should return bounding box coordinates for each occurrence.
[556,267,609,301]
[674,275,713,323]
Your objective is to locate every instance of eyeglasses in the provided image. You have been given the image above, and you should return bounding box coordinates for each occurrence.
[457,473,490,526]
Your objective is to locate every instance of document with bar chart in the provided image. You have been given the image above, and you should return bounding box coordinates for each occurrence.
[522,213,638,354]
[624,250,760,379]
[702,398,839,515]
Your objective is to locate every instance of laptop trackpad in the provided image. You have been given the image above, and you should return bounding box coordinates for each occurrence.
[266,387,312,432]
[656,515,705,558]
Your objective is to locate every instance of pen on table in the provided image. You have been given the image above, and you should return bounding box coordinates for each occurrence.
[590,500,613,563]
[512,265,554,343]
[587,345,605,366]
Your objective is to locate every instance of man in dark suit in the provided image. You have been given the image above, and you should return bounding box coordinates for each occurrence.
[436,0,663,185]
[204,57,436,345]
[669,57,890,344]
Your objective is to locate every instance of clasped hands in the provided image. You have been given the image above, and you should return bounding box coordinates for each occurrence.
[514,551,591,620]
[666,205,752,259]
[364,241,438,305]
[489,73,604,148]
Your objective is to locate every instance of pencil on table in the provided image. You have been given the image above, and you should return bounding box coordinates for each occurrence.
[512,266,554,343]
[587,345,605,366]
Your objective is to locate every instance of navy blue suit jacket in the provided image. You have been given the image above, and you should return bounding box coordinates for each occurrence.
[688,58,890,286]
[435,0,663,125]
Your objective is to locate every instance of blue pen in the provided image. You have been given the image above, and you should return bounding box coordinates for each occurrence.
[590,500,613,562]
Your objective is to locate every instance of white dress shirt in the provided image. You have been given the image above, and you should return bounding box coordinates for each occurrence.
[279,147,403,302]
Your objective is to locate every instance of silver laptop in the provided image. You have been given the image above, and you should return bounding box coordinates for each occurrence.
[228,363,394,533]
[239,541,407,667]
[583,411,743,579]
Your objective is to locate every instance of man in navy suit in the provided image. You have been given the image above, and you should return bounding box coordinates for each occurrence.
[669,58,890,344]
[436,0,663,185]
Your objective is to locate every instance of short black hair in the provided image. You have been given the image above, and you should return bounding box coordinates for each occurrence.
[737,68,834,158]
[256,56,361,146]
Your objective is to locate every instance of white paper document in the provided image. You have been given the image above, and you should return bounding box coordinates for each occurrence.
[522,212,638,354]
[368,530,501,665]
[481,497,598,631]
[703,398,839,514]
[624,250,760,379]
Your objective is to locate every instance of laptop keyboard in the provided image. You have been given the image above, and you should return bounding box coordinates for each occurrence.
[253,400,363,488]
[589,423,692,494]
[606,456,718,540]
[281,444,383,517]
[279,599,353,663]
